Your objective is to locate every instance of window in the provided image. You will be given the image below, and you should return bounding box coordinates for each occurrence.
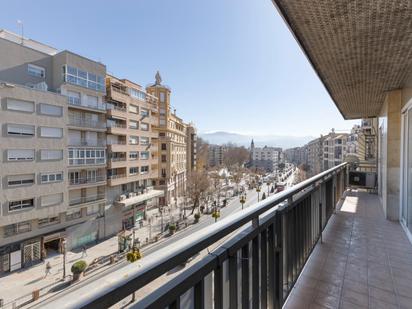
[129,120,138,129]
[140,137,149,145]
[6,99,35,113]
[9,199,34,212]
[67,91,81,105]
[160,92,165,102]
[40,172,63,183]
[7,149,35,161]
[129,105,138,114]
[140,108,149,117]
[40,127,63,138]
[7,124,35,136]
[63,65,105,92]
[160,108,166,115]
[129,136,139,145]
[7,174,35,187]
[129,88,146,100]
[66,210,82,221]
[140,151,149,160]
[129,151,138,160]
[161,155,167,162]
[161,143,167,150]
[140,122,149,131]
[141,166,149,174]
[86,95,98,108]
[129,167,139,175]
[28,64,45,78]
[41,193,63,207]
[160,119,166,125]
[4,221,31,237]
[39,103,63,116]
[161,168,166,177]
[40,149,63,161]
[68,148,106,165]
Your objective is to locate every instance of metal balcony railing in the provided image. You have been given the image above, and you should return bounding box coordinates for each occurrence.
[69,139,106,147]
[107,174,127,180]
[42,163,347,309]
[68,117,106,129]
[68,98,106,111]
[69,176,106,186]
[109,157,127,162]
[107,122,127,129]
[69,194,106,206]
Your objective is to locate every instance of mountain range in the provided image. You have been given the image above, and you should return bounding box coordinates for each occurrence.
[199,131,315,149]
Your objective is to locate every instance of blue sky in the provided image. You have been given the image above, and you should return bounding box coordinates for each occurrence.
[1,0,357,137]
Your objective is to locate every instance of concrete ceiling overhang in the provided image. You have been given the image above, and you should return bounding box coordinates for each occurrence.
[271,0,412,119]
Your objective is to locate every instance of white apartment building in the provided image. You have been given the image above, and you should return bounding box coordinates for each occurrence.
[250,140,281,172]
[322,130,348,171]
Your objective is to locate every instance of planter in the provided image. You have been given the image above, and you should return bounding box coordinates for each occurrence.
[72,271,84,282]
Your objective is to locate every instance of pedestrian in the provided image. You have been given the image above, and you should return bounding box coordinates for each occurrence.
[44,261,52,277]
[81,245,87,257]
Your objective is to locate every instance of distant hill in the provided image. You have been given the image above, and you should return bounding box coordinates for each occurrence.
[199,131,315,149]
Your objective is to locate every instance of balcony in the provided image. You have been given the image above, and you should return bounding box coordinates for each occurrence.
[107,173,127,186]
[68,97,106,113]
[107,157,127,168]
[69,176,106,187]
[68,117,106,131]
[283,190,412,309]
[107,122,127,135]
[107,140,127,152]
[45,164,353,308]
[69,194,106,207]
[106,103,127,118]
[69,138,106,148]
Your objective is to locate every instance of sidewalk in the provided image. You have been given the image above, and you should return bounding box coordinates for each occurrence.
[0,206,195,306]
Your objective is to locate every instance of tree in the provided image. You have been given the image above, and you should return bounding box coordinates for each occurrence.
[222,145,250,170]
[230,168,243,195]
[196,137,209,171]
[186,171,210,214]
[278,162,285,171]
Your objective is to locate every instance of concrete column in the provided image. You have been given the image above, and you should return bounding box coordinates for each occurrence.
[379,90,402,220]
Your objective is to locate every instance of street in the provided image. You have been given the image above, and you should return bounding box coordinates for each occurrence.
[29,171,296,308]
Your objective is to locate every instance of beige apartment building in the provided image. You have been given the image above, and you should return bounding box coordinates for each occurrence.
[186,123,197,173]
[146,73,187,206]
[0,29,107,272]
[104,75,162,234]
[306,136,324,177]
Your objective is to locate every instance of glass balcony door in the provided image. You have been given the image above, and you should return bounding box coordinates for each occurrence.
[401,107,412,233]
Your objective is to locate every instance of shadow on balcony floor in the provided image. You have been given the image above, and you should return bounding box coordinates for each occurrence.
[284,190,412,309]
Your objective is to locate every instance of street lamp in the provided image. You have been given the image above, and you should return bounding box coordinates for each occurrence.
[61,239,67,280]
[239,193,246,210]
[256,186,261,202]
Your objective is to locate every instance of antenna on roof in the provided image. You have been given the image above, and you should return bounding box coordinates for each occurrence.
[17,20,24,45]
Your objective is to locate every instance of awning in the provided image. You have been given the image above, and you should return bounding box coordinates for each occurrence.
[114,190,164,208]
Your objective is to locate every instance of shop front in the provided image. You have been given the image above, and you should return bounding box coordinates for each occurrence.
[122,205,145,230]
[42,231,66,258]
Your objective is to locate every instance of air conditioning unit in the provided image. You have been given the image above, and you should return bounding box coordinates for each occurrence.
[129,192,136,198]
[118,194,127,201]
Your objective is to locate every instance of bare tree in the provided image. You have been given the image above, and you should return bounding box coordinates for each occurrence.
[230,168,243,195]
[196,137,209,171]
[186,171,210,214]
[222,145,249,170]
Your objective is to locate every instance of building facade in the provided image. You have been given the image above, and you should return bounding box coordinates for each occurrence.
[249,140,282,172]
[0,30,108,271]
[306,136,324,177]
[322,130,348,171]
[208,144,226,168]
[186,124,197,173]
[146,73,187,206]
[104,75,163,235]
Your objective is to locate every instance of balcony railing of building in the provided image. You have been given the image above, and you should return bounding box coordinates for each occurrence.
[106,103,127,113]
[69,139,106,147]
[69,194,106,206]
[46,163,347,309]
[109,157,127,162]
[68,117,106,129]
[69,176,106,186]
[68,97,106,111]
[107,122,127,129]
[68,157,106,166]
[107,174,127,180]
[107,140,127,145]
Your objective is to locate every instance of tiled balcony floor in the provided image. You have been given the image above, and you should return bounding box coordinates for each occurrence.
[284,190,412,309]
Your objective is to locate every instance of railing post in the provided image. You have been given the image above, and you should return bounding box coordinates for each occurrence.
[214,264,223,309]
[268,223,275,309]
[241,244,249,309]
[252,236,259,309]
[260,230,268,309]
[194,279,204,309]
[229,253,238,309]
[274,211,283,309]
[319,183,323,243]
